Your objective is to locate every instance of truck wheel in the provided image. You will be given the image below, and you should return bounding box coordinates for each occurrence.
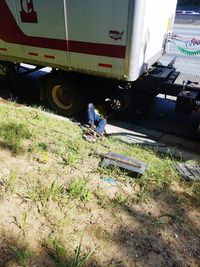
[110,90,133,111]
[45,77,83,116]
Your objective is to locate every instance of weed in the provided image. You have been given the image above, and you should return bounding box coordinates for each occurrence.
[1,170,17,193]
[11,246,31,266]
[28,186,41,203]
[41,150,48,164]
[154,217,165,226]
[49,180,64,203]
[28,180,64,207]
[144,158,175,188]
[36,142,49,163]
[0,122,31,154]
[46,239,67,267]
[176,196,185,205]
[55,217,73,234]
[113,193,129,206]
[94,191,111,209]
[13,211,28,235]
[161,213,184,224]
[67,153,80,166]
[46,239,93,267]
[38,142,48,151]
[192,183,200,207]
[71,243,93,267]
[68,179,93,202]
[136,180,149,202]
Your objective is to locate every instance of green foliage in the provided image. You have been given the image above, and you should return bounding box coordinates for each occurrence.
[13,211,28,235]
[192,183,200,207]
[1,170,17,193]
[28,180,64,206]
[113,193,129,206]
[136,181,149,203]
[46,239,93,267]
[47,239,67,267]
[11,246,31,266]
[0,122,31,154]
[68,179,93,202]
[144,158,175,187]
[38,142,48,151]
[71,243,93,267]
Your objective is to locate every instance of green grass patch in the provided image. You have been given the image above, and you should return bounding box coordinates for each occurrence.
[28,180,64,207]
[0,122,31,154]
[11,246,31,266]
[67,179,93,202]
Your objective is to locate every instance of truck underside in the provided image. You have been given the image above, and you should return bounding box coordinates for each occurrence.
[0,60,200,117]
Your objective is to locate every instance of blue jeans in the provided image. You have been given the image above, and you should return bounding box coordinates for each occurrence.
[87,103,107,134]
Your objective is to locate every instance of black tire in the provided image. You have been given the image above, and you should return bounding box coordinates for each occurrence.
[110,90,133,111]
[45,76,83,117]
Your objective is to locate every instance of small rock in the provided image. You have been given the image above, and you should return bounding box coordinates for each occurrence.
[174,233,178,239]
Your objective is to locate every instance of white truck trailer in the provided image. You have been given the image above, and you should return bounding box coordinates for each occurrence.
[0,0,200,116]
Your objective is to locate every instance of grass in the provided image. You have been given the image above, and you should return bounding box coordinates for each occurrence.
[0,102,199,266]
[46,239,67,267]
[45,238,93,267]
[1,169,17,193]
[191,183,200,207]
[0,122,31,154]
[67,179,93,202]
[71,243,93,267]
[28,180,64,207]
[112,193,129,206]
[11,246,31,266]
[13,211,28,235]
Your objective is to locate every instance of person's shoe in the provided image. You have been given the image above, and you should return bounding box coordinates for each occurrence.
[89,124,95,130]
[94,130,104,138]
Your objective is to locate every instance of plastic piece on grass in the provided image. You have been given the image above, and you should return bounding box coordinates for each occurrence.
[103,177,117,184]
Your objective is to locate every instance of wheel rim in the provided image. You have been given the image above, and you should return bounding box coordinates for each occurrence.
[52,85,73,110]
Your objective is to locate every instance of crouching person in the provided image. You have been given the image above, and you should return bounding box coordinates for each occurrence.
[87,100,113,136]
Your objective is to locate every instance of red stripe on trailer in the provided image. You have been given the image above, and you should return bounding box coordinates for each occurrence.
[0,48,7,51]
[0,0,126,59]
[68,41,125,59]
[44,55,55,59]
[29,52,38,56]
[98,63,112,68]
